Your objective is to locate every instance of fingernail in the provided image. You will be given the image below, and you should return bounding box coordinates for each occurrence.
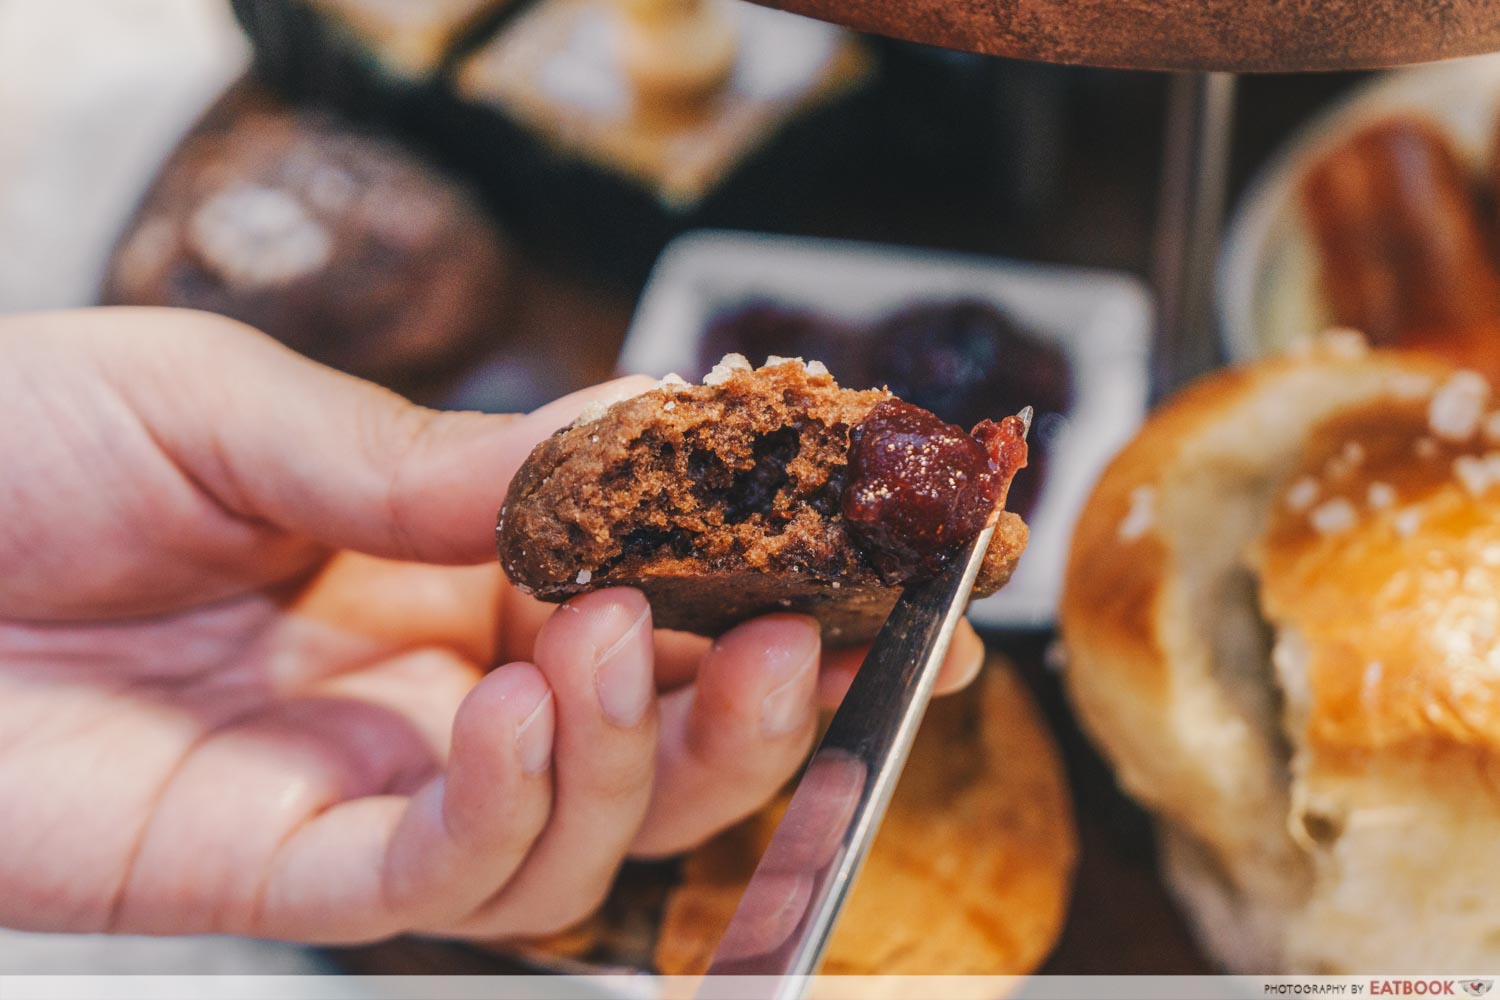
[515,689,554,775]
[949,625,985,688]
[594,606,654,727]
[760,634,820,738]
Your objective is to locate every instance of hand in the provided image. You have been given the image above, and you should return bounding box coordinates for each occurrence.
[0,308,984,944]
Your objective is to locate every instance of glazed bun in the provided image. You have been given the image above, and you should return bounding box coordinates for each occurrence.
[1062,332,1500,973]
[655,658,1077,978]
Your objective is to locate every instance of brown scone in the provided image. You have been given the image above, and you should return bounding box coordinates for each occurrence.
[497,356,1029,642]
[655,658,1077,976]
[102,82,515,402]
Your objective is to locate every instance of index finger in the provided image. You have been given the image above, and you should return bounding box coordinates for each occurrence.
[816,618,986,707]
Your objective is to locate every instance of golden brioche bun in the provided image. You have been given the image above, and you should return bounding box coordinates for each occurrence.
[1061,333,1500,972]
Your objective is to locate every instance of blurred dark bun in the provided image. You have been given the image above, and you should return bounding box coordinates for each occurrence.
[102,83,515,400]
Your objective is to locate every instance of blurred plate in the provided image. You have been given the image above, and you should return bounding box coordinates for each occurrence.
[1219,52,1500,363]
[620,230,1152,631]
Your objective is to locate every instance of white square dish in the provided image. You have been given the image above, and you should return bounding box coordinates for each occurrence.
[619,230,1152,630]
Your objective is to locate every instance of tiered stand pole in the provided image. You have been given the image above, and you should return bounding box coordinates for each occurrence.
[1152,71,1237,397]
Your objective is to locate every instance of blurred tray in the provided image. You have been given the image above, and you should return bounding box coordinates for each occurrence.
[745,0,1500,72]
[619,230,1153,631]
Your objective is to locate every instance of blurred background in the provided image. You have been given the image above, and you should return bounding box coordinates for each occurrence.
[6,0,1495,980]
[0,0,1363,410]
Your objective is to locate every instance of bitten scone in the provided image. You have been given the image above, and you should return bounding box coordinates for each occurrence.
[1060,332,1500,973]
[497,355,1030,642]
[654,657,1077,976]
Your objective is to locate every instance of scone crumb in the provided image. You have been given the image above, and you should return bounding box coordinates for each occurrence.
[572,400,612,427]
[806,359,830,377]
[704,353,752,386]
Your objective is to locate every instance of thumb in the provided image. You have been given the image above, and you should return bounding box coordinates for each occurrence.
[105,308,655,564]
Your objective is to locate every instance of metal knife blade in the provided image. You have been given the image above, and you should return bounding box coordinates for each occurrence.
[696,520,998,999]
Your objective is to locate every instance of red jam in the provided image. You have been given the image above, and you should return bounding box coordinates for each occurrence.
[842,400,1029,583]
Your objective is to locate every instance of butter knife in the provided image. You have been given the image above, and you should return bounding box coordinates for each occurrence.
[696,517,999,999]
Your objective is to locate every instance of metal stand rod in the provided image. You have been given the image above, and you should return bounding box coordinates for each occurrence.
[1151,71,1237,398]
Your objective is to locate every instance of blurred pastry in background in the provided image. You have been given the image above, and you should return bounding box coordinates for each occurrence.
[1061,333,1500,972]
[231,0,512,122]
[443,0,873,280]
[655,659,1077,975]
[102,82,516,402]
[1301,117,1500,376]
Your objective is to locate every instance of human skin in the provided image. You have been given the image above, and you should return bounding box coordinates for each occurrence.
[0,308,984,944]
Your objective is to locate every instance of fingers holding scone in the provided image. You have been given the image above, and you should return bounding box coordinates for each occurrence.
[629,614,822,858]
[454,589,660,938]
[245,655,555,943]
[816,617,985,707]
